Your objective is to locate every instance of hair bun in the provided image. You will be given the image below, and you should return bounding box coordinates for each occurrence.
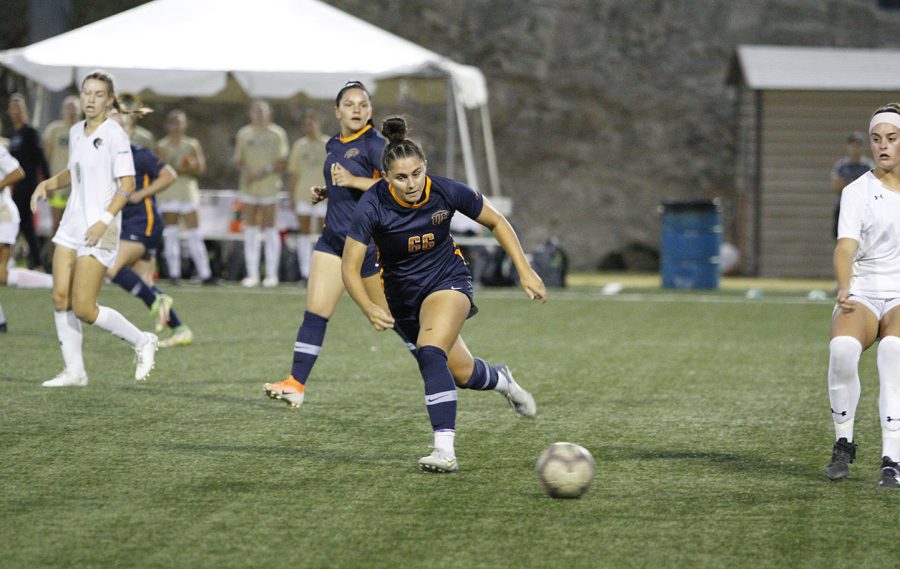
[381,116,407,144]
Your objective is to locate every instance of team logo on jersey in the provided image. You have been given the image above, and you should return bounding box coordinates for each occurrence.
[432,210,450,225]
[344,148,360,159]
[93,138,104,149]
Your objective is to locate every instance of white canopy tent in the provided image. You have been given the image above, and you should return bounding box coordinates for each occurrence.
[0,0,500,195]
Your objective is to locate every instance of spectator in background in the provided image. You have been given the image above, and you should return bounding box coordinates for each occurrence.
[8,93,50,271]
[234,99,288,287]
[831,131,875,238]
[43,95,82,240]
[287,110,329,281]
[0,116,9,148]
[155,109,216,285]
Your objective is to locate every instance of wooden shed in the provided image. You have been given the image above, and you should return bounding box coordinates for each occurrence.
[729,45,900,278]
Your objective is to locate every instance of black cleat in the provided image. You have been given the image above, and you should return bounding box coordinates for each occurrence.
[825,437,857,480]
[0,321,6,333]
[877,456,900,488]
[201,276,222,286]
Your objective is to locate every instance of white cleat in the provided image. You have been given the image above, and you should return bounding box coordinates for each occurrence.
[418,448,459,473]
[42,369,88,387]
[498,365,537,417]
[241,276,260,288]
[262,275,279,288]
[134,333,159,381]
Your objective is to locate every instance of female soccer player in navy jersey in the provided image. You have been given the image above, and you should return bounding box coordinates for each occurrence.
[342,117,546,473]
[30,71,158,387]
[264,81,413,407]
[105,108,193,349]
[825,102,900,488]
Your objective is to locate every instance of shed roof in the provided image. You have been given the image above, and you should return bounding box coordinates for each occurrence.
[729,45,900,90]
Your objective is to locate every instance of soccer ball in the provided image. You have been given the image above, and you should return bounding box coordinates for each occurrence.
[536,442,595,499]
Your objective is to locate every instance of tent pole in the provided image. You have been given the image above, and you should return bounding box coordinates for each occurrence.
[31,82,47,129]
[445,78,456,179]
[453,87,478,190]
[479,102,500,196]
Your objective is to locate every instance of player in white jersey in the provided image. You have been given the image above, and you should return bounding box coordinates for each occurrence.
[0,144,54,333]
[30,71,158,387]
[825,102,900,488]
[0,145,25,331]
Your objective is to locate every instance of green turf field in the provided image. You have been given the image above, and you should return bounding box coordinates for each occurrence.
[1,282,897,568]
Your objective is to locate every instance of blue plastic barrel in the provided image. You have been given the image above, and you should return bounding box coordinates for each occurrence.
[659,199,722,289]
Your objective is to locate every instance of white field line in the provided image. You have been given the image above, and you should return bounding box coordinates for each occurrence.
[160,284,831,306]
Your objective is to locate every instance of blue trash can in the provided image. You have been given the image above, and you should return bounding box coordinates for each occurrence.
[659,199,722,289]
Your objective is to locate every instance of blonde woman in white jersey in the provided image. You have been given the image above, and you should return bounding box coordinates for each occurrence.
[825,102,900,488]
[30,71,158,387]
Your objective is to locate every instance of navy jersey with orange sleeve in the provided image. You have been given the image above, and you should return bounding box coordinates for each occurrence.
[121,145,164,243]
[348,174,485,314]
[320,123,385,249]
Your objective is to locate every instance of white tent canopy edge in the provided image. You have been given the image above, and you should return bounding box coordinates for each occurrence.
[0,0,500,195]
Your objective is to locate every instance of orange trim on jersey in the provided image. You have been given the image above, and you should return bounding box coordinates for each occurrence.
[452,240,467,264]
[389,176,432,209]
[144,198,154,237]
[339,123,372,144]
[143,173,154,236]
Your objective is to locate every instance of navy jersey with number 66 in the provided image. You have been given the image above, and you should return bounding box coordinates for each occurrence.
[348,174,484,311]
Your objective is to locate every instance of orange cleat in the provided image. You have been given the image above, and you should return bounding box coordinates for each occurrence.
[263,375,305,408]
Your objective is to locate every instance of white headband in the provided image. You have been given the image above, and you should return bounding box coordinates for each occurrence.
[869,112,900,134]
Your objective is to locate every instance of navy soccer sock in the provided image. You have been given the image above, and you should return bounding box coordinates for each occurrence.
[461,357,500,390]
[291,311,328,384]
[113,269,157,307]
[417,345,457,431]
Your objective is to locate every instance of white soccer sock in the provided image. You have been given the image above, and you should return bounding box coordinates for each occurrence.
[8,267,54,288]
[264,228,281,279]
[297,235,313,279]
[494,366,510,394]
[243,226,261,279]
[829,336,862,441]
[877,336,900,461]
[163,226,182,279]
[434,429,456,458]
[187,228,212,280]
[54,310,85,374]
[93,305,148,347]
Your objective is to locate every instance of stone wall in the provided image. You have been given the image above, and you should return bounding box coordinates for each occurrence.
[4,0,900,269]
[328,0,900,269]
